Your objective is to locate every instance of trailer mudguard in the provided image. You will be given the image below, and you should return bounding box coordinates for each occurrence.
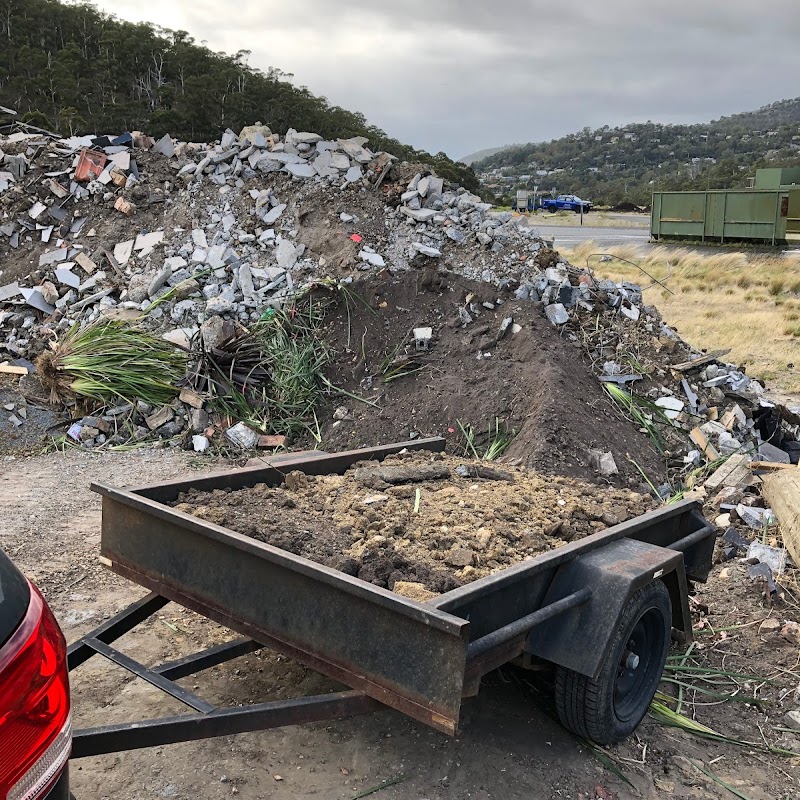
[525,537,691,680]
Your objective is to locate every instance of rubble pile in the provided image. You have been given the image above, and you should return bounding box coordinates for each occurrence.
[0,122,798,475]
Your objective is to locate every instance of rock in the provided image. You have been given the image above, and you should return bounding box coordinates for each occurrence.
[225,422,259,449]
[344,166,363,183]
[761,617,781,632]
[781,621,800,645]
[173,278,200,300]
[476,232,492,246]
[588,449,619,477]
[333,405,349,421]
[410,243,441,258]
[784,711,800,731]
[275,240,299,270]
[445,227,466,244]
[445,547,474,568]
[655,396,685,419]
[201,316,233,349]
[544,303,569,325]
[206,295,233,315]
[285,163,316,179]
[191,434,210,453]
[262,204,286,225]
[359,250,385,268]
[400,207,436,223]
[147,265,172,298]
[747,540,786,574]
[145,406,175,431]
[39,281,59,305]
[152,133,175,158]
[189,408,209,434]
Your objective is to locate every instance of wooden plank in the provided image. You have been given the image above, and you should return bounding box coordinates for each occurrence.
[689,427,720,462]
[763,471,800,566]
[719,410,736,431]
[704,453,750,491]
[0,362,28,375]
[671,349,732,373]
[750,462,800,472]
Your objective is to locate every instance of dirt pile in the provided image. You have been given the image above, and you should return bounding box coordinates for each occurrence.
[317,271,664,483]
[171,451,653,595]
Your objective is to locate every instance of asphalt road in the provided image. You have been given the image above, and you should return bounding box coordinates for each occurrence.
[527,223,651,248]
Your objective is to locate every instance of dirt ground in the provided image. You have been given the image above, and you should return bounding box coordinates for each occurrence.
[171,451,653,594]
[2,449,799,800]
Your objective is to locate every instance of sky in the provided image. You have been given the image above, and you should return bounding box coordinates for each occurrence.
[91,0,800,159]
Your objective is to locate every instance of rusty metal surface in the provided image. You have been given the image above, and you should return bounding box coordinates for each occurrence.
[93,437,468,735]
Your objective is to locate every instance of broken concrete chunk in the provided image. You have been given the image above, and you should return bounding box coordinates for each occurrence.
[359,250,385,268]
[152,134,175,158]
[544,303,569,325]
[588,449,619,477]
[225,421,259,449]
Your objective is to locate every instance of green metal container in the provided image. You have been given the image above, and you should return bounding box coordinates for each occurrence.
[651,169,800,244]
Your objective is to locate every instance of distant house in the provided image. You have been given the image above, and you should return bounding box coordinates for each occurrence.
[594,135,603,142]
[610,136,620,144]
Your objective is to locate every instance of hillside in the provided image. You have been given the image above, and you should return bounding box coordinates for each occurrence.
[0,0,478,192]
[475,99,800,206]
[459,145,514,165]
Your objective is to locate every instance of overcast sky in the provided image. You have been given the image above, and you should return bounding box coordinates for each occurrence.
[92,0,800,159]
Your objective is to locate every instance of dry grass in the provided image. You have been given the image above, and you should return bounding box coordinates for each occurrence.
[527,211,650,229]
[561,241,800,393]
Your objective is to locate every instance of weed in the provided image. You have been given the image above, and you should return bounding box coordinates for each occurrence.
[457,417,515,461]
[769,278,785,296]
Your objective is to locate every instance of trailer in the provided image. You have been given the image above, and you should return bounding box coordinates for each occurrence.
[67,438,714,765]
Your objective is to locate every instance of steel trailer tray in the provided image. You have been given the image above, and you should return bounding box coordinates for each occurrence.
[92,438,715,735]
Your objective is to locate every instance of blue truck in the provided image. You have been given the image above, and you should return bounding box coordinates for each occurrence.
[540,194,593,213]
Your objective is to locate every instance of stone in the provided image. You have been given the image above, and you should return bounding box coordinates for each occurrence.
[544,303,569,325]
[145,406,175,431]
[262,203,286,225]
[173,278,200,300]
[476,232,492,246]
[162,328,195,349]
[225,422,259,449]
[275,240,299,270]
[238,265,257,304]
[655,396,685,420]
[330,153,350,170]
[445,227,466,244]
[400,207,436,224]
[192,229,208,248]
[784,711,800,732]
[206,295,233,315]
[201,316,233,349]
[127,273,150,304]
[344,165,363,183]
[445,547,474,568]
[781,621,800,646]
[588,449,619,477]
[189,408,209,433]
[410,243,441,258]
[359,250,385,268]
[285,162,316,179]
[39,281,59,305]
[333,406,349,421]
[147,265,172,298]
[192,434,210,453]
[20,288,55,314]
[206,244,227,269]
[746,540,785,573]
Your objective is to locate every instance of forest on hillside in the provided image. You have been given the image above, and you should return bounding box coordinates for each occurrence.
[0,0,479,191]
[476,99,800,206]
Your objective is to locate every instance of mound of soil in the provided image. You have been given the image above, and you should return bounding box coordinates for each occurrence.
[171,451,653,596]
[316,271,664,485]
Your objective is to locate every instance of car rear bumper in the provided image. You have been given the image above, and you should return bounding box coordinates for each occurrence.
[45,765,70,800]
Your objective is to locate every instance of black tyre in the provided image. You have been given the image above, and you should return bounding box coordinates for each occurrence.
[554,580,671,745]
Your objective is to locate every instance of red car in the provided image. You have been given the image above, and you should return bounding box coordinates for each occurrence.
[0,547,71,800]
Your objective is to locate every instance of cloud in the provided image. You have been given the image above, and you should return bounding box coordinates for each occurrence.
[94,0,800,157]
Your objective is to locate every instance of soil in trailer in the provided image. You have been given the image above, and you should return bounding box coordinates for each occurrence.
[171,451,654,598]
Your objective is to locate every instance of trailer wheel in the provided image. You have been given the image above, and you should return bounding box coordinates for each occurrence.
[554,580,671,745]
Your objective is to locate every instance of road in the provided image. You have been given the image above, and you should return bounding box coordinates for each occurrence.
[529,223,651,248]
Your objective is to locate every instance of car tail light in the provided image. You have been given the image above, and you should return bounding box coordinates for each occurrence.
[0,583,71,800]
